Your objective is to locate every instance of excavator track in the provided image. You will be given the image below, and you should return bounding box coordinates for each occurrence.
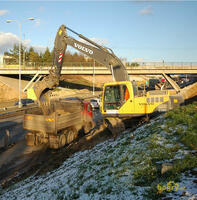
[104,117,125,138]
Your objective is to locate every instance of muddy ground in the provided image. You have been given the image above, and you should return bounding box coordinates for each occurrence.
[0,112,107,188]
[0,110,144,190]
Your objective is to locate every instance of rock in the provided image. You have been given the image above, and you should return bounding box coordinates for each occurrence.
[161,163,173,175]
[181,191,187,196]
[183,191,191,196]
[193,179,197,184]
[191,168,197,176]
[162,197,173,200]
[188,196,197,200]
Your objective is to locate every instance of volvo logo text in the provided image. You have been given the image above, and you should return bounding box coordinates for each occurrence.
[74,43,93,55]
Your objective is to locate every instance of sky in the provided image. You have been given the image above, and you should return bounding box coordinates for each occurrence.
[0,1,197,62]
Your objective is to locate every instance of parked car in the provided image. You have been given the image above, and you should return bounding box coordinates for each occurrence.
[15,98,34,107]
[90,99,100,109]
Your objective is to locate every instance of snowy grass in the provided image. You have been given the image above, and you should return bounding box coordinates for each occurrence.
[0,102,197,200]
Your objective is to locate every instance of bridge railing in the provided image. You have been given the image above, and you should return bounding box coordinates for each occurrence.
[1,62,197,70]
[136,62,197,67]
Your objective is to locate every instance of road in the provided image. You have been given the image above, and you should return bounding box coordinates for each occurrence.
[0,114,43,173]
[0,113,47,187]
[0,113,44,169]
[0,109,103,186]
[0,115,24,149]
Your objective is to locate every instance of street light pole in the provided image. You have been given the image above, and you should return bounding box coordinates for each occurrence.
[6,18,34,108]
[18,21,22,108]
[93,60,95,96]
[23,33,26,66]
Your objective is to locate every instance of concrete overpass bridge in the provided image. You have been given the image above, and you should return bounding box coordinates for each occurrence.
[0,62,196,94]
[0,63,197,75]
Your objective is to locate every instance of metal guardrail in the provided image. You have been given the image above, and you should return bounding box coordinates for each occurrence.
[1,65,197,71]
[1,62,197,69]
[0,105,17,112]
[135,62,197,67]
[0,104,38,119]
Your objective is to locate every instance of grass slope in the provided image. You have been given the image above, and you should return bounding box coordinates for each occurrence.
[0,102,197,200]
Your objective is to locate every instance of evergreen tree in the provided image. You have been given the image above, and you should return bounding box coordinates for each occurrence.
[4,44,97,66]
[28,47,41,65]
[4,43,26,64]
[43,47,52,64]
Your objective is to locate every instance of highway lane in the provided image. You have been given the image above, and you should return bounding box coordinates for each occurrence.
[0,109,103,187]
[0,115,24,149]
[0,93,100,150]
[0,95,102,185]
[0,114,45,186]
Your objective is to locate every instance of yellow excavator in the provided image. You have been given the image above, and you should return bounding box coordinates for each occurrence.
[31,25,197,135]
[101,79,197,134]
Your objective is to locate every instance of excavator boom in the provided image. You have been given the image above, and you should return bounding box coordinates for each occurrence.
[63,26,129,82]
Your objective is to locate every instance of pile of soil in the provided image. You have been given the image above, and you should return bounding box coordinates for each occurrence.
[0,82,26,103]
[61,75,149,88]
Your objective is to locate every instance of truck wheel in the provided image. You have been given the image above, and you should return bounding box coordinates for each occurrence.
[59,134,66,148]
[65,127,78,144]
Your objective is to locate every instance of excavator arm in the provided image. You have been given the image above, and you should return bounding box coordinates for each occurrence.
[33,25,67,115]
[33,24,129,115]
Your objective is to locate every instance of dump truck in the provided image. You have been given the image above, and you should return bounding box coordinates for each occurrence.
[24,99,93,149]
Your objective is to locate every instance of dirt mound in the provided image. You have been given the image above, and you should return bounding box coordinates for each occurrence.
[61,75,93,86]
[0,82,26,102]
[65,75,149,87]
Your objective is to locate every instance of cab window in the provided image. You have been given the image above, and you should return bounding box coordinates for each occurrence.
[103,84,129,110]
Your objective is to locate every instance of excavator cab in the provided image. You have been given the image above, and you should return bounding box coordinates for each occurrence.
[103,85,122,110]
[102,81,133,114]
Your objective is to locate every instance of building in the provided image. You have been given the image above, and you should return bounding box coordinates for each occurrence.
[0,55,16,67]
[0,55,3,67]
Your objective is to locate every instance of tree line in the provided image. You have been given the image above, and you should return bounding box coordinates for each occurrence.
[4,44,90,66]
[4,44,139,67]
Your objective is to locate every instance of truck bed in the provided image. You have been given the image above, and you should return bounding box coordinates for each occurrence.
[24,111,82,134]
[24,100,83,134]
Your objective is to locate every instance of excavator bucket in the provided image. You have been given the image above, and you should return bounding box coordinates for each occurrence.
[33,25,68,115]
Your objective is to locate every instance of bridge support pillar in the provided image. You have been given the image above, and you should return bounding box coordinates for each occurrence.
[23,71,41,92]
[162,73,180,92]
